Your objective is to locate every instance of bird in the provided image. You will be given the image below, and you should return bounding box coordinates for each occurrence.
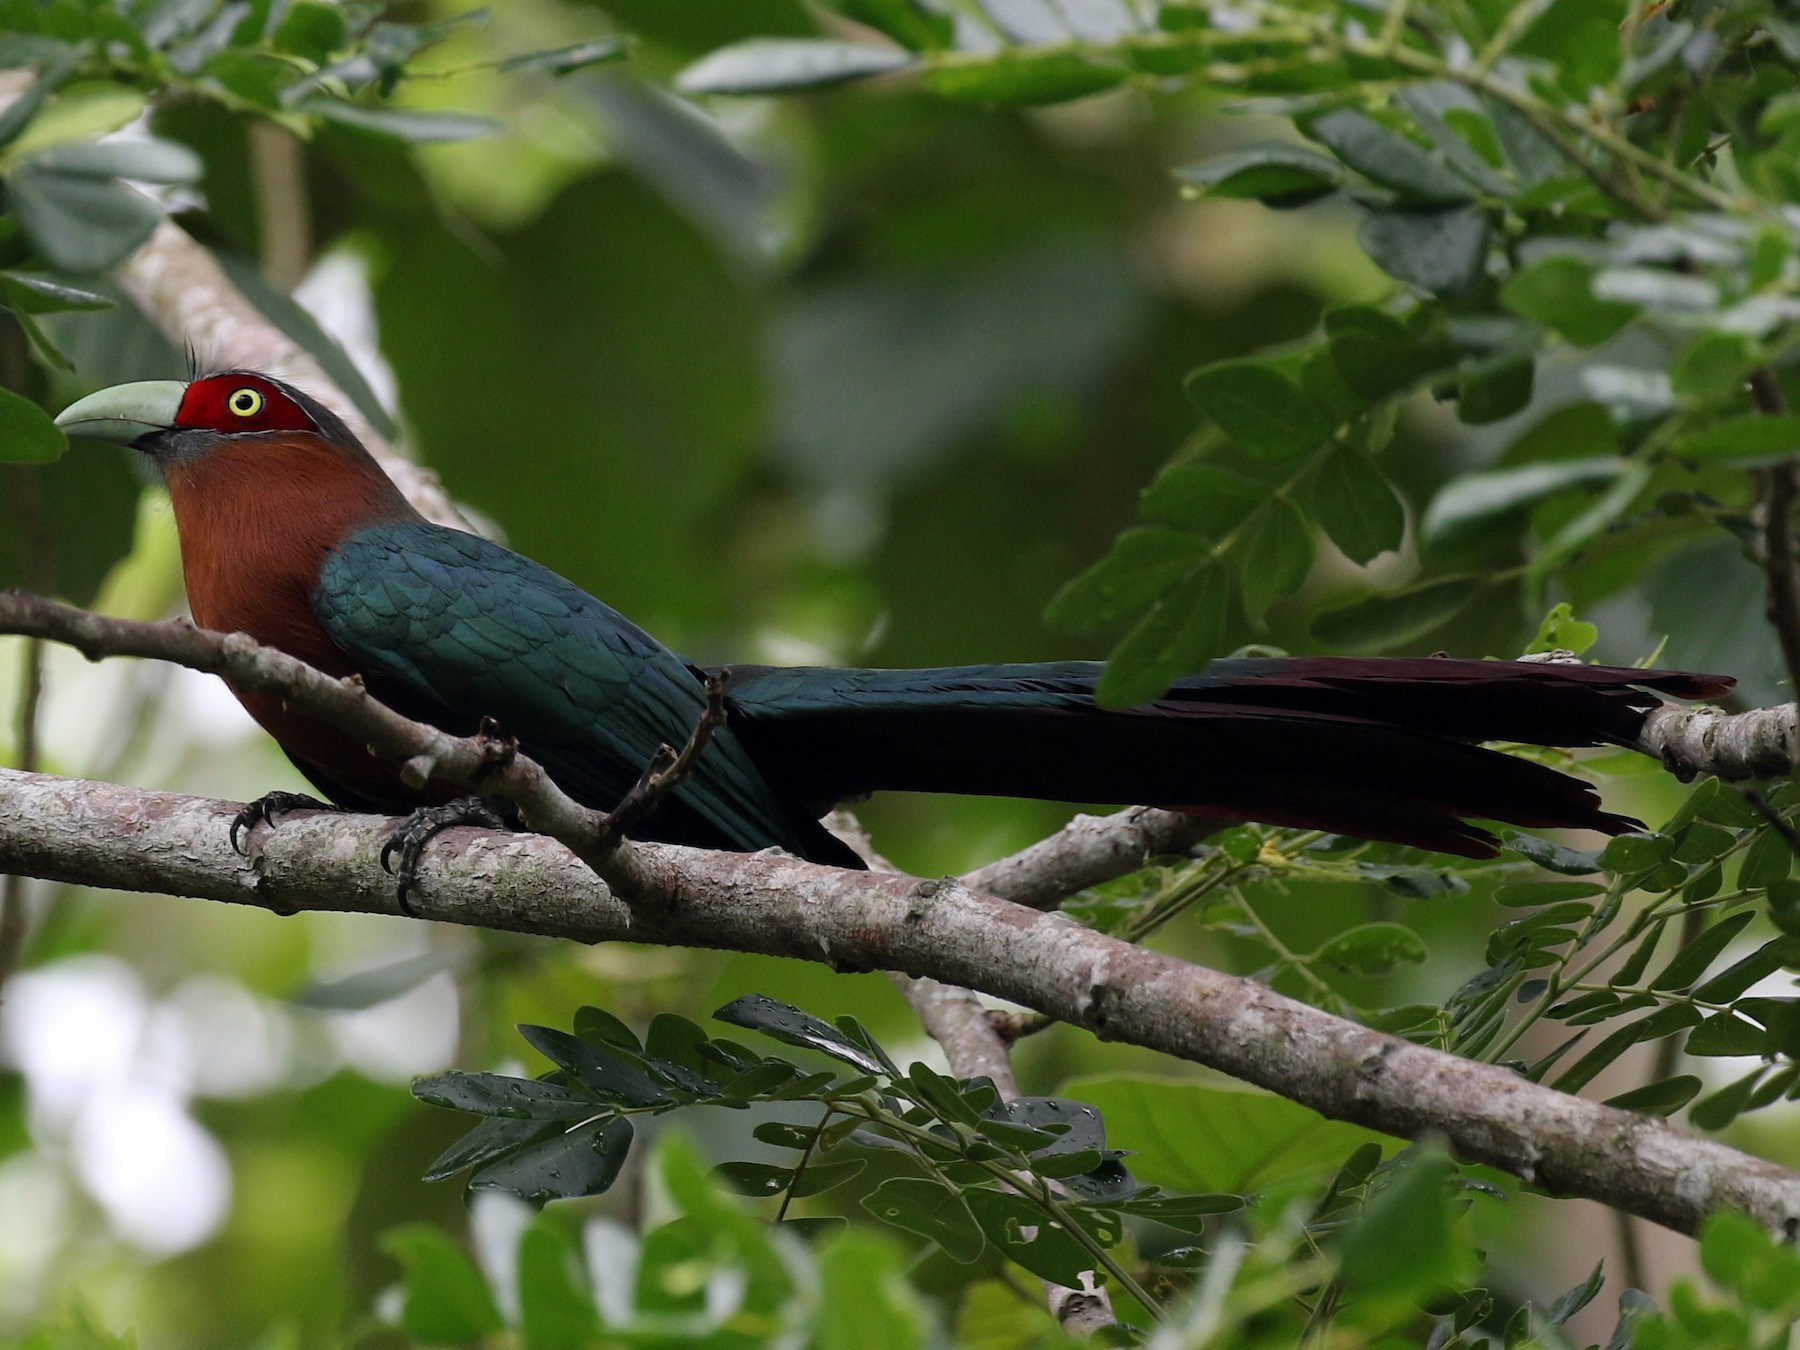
[55,370,1732,899]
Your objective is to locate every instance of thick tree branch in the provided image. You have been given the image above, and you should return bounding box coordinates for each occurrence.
[4,766,1800,1240]
[5,594,1800,1238]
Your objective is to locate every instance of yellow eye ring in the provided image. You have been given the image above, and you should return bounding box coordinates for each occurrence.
[227,388,264,418]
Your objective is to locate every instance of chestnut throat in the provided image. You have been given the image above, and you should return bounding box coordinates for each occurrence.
[162,433,416,672]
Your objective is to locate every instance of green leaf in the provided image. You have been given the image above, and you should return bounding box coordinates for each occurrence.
[1677,414,1800,461]
[1315,922,1428,976]
[1527,603,1600,656]
[1506,833,1602,875]
[517,1025,672,1106]
[1069,1075,1385,1193]
[412,1072,600,1120]
[1308,109,1474,205]
[1311,576,1483,652]
[1516,0,1625,93]
[1598,831,1675,876]
[1494,881,1604,908]
[1046,526,1207,634]
[1336,1145,1461,1300]
[8,166,161,273]
[470,1116,635,1203]
[1311,446,1405,563]
[1768,879,1800,938]
[715,1161,794,1197]
[1240,496,1315,620]
[1501,256,1638,346]
[676,39,912,94]
[1458,356,1533,425]
[1552,1008,1700,1094]
[300,101,505,142]
[1177,142,1343,207]
[380,1226,505,1344]
[272,0,347,63]
[9,82,146,159]
[1095,560,1227,708]
[714,994,887,1075]
[1115,1192,1245,1232]
[1692,938,1800,1002]
[0,48,80,152]
[1427,458,1625,550]
[1648,911,1756,992]
[27,137,201,183]
[1684,1011,1765,1057]
[422,1116,558,1182]
[573,1004,643,1052]
[814,1230,931,1350]
[1186,359,1336,460]
[1139,462,1266,534]
[791,1159,866,1197]
[832,0,953,50]
[1672,332,1757,404]
[861,1177,984,1262]
[517,1221,601,1350]
[1325,304,1455,399]
[499,38,629,76]
[1741,827,1794,889]
[1690,1067,1764,1131]
[0,388,67,463]
[1603,1075,1703,1116]
[964,1191,1096,1286]
[0,272,110,315]
[1358,207,1492,297]
[923,50,1126,106]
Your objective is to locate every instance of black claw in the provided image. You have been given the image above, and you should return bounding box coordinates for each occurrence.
[229,791,335,854]
[381,796,509,915]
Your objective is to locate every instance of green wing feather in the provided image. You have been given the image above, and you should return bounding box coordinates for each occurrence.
[312,520,810,856]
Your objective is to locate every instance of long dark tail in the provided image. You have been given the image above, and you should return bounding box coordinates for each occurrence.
[720,657,1733,858]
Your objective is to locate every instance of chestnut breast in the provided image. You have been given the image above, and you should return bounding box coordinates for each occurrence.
[162,434,429,809]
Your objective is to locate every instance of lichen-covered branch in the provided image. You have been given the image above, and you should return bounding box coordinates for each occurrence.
[1638,701,1799,782]
[4,764,1800,1240]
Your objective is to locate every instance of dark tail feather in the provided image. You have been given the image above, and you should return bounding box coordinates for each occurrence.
[721,656,1730,858]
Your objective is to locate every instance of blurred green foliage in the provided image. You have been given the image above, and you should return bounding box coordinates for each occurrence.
[5,0,1800,1345]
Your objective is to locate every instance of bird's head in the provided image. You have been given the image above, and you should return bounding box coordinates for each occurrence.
[55,370,414,547]
[54,371,365,465]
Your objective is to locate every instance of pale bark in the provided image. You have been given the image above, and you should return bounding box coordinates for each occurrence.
[3,763,1799,1240]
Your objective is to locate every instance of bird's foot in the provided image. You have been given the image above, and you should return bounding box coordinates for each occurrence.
[230,791,338,854]
[381,796,509,915]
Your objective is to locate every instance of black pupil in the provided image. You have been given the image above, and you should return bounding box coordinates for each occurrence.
[233,392,255,413]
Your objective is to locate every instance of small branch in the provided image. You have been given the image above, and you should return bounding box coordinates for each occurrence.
[1637,701,1798,781]
[963,806,1226,911]
[1751,369,1800,747]
[592,672,730,847]
[248,122,312,292]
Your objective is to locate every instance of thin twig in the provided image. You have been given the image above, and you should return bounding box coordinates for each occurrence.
[1751,369,1800,749]
[593,672,730,846]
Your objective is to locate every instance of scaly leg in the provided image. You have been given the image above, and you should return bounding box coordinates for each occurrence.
[380,796,510,914]
[230,791,340,854]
